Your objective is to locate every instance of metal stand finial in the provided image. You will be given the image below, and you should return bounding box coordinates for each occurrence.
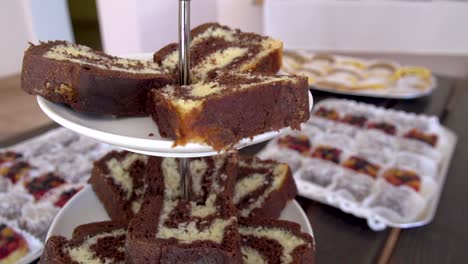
[178,0,191,199]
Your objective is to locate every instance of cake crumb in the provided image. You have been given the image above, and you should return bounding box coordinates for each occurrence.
[148,133,154,137]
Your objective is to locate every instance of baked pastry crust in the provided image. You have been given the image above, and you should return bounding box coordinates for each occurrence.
[21,41,174,116]
[154,23,283,82]
[147,72,309,150]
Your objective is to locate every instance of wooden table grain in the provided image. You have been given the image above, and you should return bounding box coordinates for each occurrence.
[1,76,466,264]
[0,75,52,141]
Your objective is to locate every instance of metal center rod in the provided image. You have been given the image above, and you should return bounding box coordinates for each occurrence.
[178,0,191,85]
[178,0,191,199]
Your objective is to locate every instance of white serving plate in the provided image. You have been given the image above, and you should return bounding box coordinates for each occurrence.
[280,51,438,99]
[37,92,313,158]
[37,52,314,158]
[46,185,314,239]
[311,77,436,100]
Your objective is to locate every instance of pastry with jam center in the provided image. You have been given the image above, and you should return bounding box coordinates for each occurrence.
[24,173,66,201]
[89,151,148,223]
[239,217,315,264]
[0,151,22,166]
[154,23,283,82]
[0,161,35,184]
[147,72,309,150]
[367,121,397,135]
[277,135,312,155]
[0,223,30,264]
[311,146,342,164]
[342,156,381,178]
[126,156,242,264]
[21,41,174,116]
[340,114,367,127]
[234,157,297,218]
[53,185,83,208]
[313,107,340,120]
[404,128,438,147]
[39,221,127,264]
[383,168,421,192]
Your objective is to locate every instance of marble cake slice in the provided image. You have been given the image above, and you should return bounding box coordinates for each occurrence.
[154,23,283,82]
[234,156,297,218]
[239,217,315,264]
[21,41,174,116]
[39,221,127,264]
[126,156,243,264]
[147,72,309,150]
[89,151,148,223]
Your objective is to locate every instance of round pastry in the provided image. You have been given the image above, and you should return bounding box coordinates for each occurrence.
[295,63,326,85]
[337,59,367,71]
[315,68,364,90]
[0,192,33,220]
[19,202,59,239]
[366,62,398,78]
[283,50,309,65]
[0,177,11,193]
[310,53,335,68]
[282,55,304,75]
[391,67,433,90]
[353,76,388,90]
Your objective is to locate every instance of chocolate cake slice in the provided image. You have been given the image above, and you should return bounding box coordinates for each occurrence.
[235,157,297,218]
[39,221,127,264]
[148,72,309,150]
[89,151,148,223]
[239,218,315,264]
[126,156,242,264]
[21,41,174,116]
[154,23,283,82]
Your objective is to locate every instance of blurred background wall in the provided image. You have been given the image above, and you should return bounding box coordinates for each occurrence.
[1,0,468,79]
[0,0,73,78]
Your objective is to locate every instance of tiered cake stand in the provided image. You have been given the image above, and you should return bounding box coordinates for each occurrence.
[40,0,314,241]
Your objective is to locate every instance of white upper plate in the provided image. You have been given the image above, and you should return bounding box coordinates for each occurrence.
[37,53,313,157]
[47,185,314,239]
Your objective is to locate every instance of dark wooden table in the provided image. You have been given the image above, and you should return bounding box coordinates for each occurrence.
[1,76,467,264]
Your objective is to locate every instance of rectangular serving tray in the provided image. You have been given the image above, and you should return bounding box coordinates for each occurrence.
[294,126,457,230]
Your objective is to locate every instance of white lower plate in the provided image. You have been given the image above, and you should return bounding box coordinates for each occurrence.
[46,185,314,239]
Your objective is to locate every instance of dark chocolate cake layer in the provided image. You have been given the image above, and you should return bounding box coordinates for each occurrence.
[21,41,174,116]
[240,217,315,264]
[235,157,297,218]
[147,72,309,150]
[154,23,283,83]
[89,151,148,223]
[39,221,127,264]
[90,151,296,222]
[126,156,243,264]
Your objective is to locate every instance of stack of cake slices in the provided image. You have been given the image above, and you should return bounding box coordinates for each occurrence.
[41,151,315,263]
[39,221,127,264]
[21,23,310,150]
[153,23,283,82]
